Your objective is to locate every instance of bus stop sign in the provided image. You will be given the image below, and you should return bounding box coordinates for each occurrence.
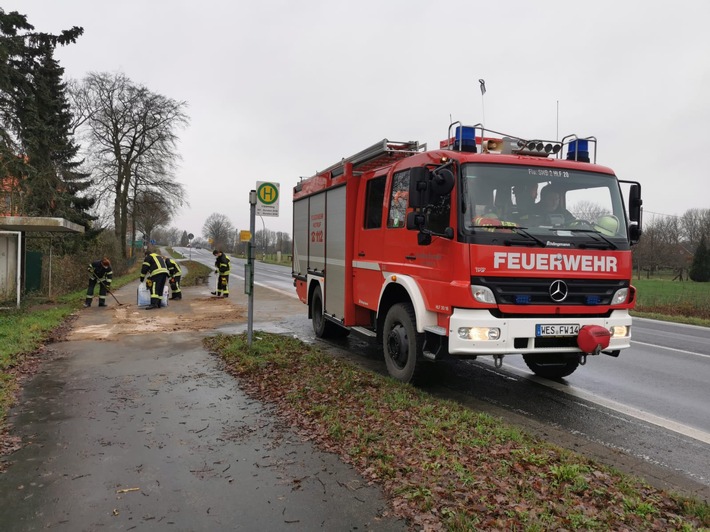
[255,181,280,217]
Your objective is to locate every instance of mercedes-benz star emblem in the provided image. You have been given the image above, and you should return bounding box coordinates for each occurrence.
[549,280,568,302]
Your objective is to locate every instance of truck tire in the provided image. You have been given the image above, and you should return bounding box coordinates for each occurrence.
[311,284,332,337]
[522,353,579,379]
[311,285,349,338]
[382,303,427,384]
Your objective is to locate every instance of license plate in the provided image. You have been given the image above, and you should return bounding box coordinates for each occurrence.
[536,324,580,337]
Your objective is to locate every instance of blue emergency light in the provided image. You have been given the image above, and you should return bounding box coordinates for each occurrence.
[454,126,477,153]
[567,139,590,162]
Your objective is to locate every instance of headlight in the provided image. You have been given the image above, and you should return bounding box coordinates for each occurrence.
[458,327,501,341]
[471,284,496,304]
[611,288,628,305]
[610,325,629,337]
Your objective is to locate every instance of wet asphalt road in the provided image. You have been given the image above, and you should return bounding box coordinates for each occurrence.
[0,282,407,532]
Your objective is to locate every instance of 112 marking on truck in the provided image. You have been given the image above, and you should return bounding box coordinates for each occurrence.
[292,121,643,383]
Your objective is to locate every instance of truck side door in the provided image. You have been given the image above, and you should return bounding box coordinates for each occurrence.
[352,174,386,312]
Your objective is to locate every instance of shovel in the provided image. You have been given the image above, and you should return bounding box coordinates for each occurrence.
[90,272,123,306]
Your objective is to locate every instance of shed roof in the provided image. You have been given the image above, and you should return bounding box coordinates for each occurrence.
[0,216,84,233]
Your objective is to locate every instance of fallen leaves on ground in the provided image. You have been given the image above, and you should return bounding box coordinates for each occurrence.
[206,332,709,531]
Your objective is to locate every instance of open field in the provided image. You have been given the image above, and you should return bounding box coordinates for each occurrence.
[633,278,710,325]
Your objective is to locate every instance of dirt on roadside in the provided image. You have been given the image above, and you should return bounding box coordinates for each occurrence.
[67,295,246,340]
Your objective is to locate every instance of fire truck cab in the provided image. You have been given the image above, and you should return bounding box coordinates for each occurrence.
[292,122,642,384]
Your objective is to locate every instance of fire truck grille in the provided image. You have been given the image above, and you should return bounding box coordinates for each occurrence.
[472,277,629,306]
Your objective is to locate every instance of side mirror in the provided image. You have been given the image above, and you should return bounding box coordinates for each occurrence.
[408,167,431,208]
[409,166,455,208]
[406,211,426,230]
[629,183,642,222]
[431,168,455,196]
[417,232,432,245]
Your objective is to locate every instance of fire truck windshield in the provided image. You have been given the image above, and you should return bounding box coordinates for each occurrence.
[461,163,629,244]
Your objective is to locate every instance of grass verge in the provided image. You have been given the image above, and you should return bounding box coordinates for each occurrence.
[205,331,709,531]
[178,260,213,287]
[0,269,142,420]
[0,304,78,421]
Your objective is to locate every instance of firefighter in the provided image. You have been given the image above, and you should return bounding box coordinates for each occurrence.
[211,249,230,297]
[164,256,182,300]
[513,182,538,212]
[472,212,502,230]
[85,257,113,308]
[139,251,169,310]
[536,184,575,223]
[507,182,537,225]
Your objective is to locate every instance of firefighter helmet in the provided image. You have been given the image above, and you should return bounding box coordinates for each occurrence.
[593,215,619,236]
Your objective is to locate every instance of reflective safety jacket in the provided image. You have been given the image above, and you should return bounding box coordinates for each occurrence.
[165,257,182,278]
[140,253,168,281]
[215,253,231,275]
[89,260,113,285]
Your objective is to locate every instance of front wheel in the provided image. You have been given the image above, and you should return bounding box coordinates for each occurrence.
[523,353,579,379]
[382,303,427,384]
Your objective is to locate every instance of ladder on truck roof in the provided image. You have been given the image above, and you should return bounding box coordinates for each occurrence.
[321,139,424,178]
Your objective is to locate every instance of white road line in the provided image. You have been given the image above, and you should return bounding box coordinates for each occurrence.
[631,340,710,359]
[229,271,299,299]
[500,363,710,445]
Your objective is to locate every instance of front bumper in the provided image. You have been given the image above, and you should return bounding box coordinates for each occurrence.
[447,309,631,356]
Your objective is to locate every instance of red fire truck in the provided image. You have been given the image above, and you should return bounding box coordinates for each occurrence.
[292,122,642,383]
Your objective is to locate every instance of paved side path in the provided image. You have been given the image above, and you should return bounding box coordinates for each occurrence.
[0,282,407,531]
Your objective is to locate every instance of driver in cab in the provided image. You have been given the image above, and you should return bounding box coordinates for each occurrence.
[536,185,575,224]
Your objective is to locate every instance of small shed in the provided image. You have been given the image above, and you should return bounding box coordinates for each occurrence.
[0,216,85,308]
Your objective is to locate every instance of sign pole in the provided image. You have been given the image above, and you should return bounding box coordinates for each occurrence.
[247,190,257,346]
[249,181,279,347]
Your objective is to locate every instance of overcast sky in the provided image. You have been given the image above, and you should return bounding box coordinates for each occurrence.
[13,0,710,237]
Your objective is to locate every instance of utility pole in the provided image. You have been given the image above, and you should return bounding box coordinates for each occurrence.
[259,215,266,260]
[247,190,256,346]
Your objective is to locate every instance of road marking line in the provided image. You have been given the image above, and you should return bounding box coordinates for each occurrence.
[631,340,709,359]
[499,363,710,445]
[229,272,299,299]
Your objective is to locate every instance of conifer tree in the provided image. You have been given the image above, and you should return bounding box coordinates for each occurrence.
[0,9,92,228]
[689,235,710,282]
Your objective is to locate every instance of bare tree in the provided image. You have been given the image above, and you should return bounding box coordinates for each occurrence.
[633,220,662,279]
[275,231,292,255]
[202,213,234,251]
[254,228,274,256]
[151,226,181,247]
[680,208,710,250]
[133,190,171,244]
[569,200,608,222]
[164,227,181,246]
[70,72,189,256]
[129,156,185,249]
[633,215,688,279]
